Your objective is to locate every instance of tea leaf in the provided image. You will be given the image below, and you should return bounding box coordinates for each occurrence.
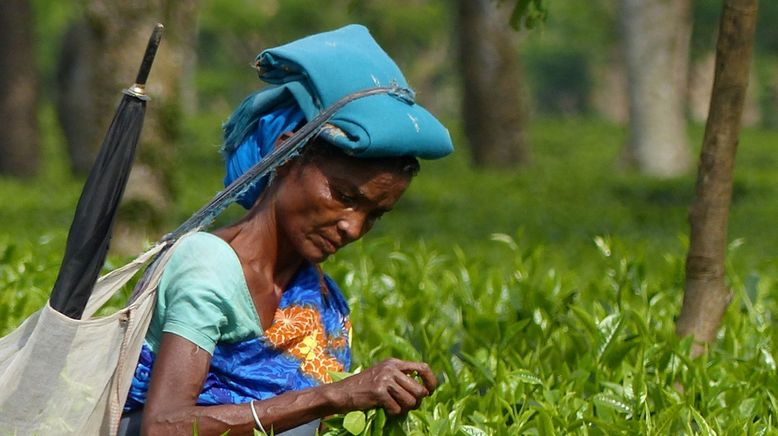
[592,393,631,414]
[512,369,542,385]
[343,411,366,435]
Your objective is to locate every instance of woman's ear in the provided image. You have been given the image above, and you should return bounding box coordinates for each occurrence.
[273,131,298,178]
[274,131,295,150]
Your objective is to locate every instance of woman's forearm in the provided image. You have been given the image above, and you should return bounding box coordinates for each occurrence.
[142,349,435,435]
[143,384,341,436]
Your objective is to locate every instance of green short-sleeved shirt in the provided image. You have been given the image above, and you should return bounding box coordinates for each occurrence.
[145,232,263,355]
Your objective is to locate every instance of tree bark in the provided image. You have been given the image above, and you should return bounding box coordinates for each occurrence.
[591,48,629,124]
[56,1,198,254]
[620,0,692,177]
[456,0,528,168]
[688,51,761,127]
[677,0,758,356]
[56,22,101,174]
[0,0,40,177]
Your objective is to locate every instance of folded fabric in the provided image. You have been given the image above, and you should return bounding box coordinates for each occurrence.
[223,104,305,208]
[223,24,453,160]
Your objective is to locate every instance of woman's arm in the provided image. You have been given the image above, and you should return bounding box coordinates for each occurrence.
[142,333,437,436]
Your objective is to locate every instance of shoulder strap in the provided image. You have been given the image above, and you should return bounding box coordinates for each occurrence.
[80,242,169,320]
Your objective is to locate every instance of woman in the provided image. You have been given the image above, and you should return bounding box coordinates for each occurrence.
[121,25,453,435]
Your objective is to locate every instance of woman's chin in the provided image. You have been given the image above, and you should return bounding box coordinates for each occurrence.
[304,252,329,264]
[298,244,331,264]
[300,236,338,263]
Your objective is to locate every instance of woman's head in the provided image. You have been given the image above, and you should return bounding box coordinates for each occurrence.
[266,136,418,263]
[221,25,453,261]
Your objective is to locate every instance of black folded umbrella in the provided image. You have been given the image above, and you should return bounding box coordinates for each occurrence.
[48,24,164,319]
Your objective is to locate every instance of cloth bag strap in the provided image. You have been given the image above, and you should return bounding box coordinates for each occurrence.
[80,241,170,320]
[106,236,189,434]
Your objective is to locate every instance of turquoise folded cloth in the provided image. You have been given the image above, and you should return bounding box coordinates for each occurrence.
[222,24,453,161]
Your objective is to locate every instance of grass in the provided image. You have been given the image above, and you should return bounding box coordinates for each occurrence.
[1,111,778,434]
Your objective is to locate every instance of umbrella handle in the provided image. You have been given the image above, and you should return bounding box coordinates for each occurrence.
[125,23,164,99]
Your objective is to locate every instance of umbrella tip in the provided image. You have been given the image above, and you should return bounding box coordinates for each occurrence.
[129,23,166,93]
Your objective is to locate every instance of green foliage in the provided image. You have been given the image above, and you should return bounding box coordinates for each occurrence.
[314,229,778,434]
[0,238,53,334]
[29,0,80,84]
[3,116,778,432]
[502,0,548,30]
[14,3,778,432]
[519,0,615,117]
[524,46,592,115]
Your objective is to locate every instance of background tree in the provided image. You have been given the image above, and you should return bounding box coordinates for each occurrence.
[0,0,40,177]
[619,0,693,177]
[56,0,198,253]
[457,0,528,168]
[677,0,759,356]
[520,0,618,119]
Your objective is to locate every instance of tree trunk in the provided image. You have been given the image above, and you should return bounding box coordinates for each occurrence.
[56,22,101,174]
[591,48,629,124]
[56,1,198,254]
[0,0,40,177]
[676,0,758,357]
[620,0,692,177]
[688,51,761,127]
[456,0,528,168]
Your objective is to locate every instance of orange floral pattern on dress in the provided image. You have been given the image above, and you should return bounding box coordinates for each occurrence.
[264,305,349,383]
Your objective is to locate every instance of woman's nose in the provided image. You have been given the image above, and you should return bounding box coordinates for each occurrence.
[337,210,367,242]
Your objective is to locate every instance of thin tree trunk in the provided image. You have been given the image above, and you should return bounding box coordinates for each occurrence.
[0,0,40,177]
[457,0,527,168]
[677,0,758,356]
[620,0,692,177]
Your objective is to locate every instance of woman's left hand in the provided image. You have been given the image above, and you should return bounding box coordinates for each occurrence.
[322,358,438,416]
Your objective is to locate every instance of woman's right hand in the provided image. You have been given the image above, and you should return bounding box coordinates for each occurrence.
[325,358,438,416]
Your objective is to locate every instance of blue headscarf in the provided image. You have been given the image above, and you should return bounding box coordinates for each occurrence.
[222,25,454,209]
[223,104,305,209]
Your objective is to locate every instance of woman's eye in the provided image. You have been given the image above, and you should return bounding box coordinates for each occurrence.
[337,191,356,206]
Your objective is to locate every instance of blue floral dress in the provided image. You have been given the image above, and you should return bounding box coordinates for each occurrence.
[124,232,351,412]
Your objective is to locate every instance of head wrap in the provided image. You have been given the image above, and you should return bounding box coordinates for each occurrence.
[222,24,454,209]
[223,104,305,209]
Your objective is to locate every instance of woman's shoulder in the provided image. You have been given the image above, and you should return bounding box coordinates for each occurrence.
[161,231,245,294]
[173,231,235,259]
[149,232,257,353]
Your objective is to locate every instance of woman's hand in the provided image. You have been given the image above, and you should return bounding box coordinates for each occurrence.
[326,358,438,416]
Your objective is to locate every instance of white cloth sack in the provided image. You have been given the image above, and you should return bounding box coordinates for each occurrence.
[0,238,180,435]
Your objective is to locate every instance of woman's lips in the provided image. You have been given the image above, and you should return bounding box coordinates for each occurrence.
[318,234,338,254]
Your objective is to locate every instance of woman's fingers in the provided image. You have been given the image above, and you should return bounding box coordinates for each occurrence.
[376,388,403,415]
[386,383,420,414]
[393,360,438,393]
[394,370,429,401]
[375,359,437,414]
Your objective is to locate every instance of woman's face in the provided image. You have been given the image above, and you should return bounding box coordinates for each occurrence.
[274,154,412,263]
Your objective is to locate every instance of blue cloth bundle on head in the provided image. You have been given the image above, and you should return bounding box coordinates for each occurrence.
[222,24,454,209]
[224,105,305,209]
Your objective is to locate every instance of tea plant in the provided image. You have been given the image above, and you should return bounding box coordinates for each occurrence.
[319,233,778,435]
[3,116,778,434]
[3,229,776,434]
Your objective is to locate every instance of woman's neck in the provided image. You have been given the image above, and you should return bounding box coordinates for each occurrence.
[214,202,304,297]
